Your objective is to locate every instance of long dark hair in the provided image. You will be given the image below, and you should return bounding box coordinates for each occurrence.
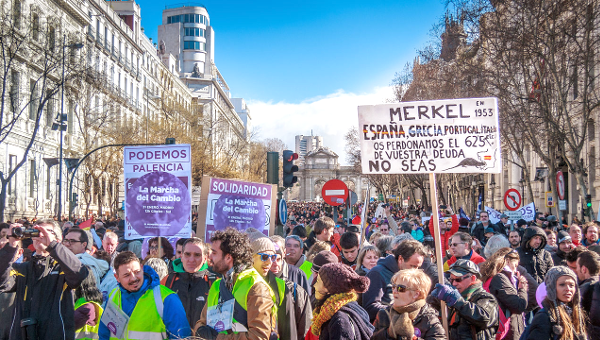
[480,247,518,283]
[75,267,103,305]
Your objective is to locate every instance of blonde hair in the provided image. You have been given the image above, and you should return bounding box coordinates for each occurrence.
[356,245,380,269]
[391,268,431,300]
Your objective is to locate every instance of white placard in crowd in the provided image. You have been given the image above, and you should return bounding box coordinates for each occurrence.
[358,97,501,174]
[485,203,536,224]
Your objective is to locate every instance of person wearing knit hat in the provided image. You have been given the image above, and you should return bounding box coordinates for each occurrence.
[552,231,574,266]
[308,263,374,339]
[252,236,313,340]
[524,266,587,340]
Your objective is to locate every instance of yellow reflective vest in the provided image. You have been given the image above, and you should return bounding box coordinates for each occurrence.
[74,298,103,340]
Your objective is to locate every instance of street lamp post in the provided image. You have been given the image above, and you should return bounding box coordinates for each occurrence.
[54,35,83,221]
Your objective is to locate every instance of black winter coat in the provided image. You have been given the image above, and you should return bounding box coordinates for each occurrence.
[363,255,399,322]
[447,284,498,340]
[525,300,587,340]
[580,278,600,340]
[281,261,310,295]
[487,271,527,340]
[472,222,500,244]
[517,227,554,283]
[0,242,88,340]
[551,248,568,266]
[372,303,446,340]
[319,301,374,340]
[162,268,216,328]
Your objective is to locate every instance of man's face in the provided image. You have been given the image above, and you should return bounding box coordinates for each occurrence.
[115,261,144,292]
[270,252,284,274]
[317,227,333,242]
[210,240,232,274]
[570,226,582,243]
[450,236,469,257]
[509,232,521,247]
[182,243,204,273]
[253,251,276,277]
[529,235,543,249]
[380,224,389,235]
[479,213,489,224]
[284,239,302,265]
[587,226,599,242]
[63,231,87,255]
[0,228,8,239]
[175,244,183,259]
[342,246,359,263]
[103,238,118,254]
[558,240,573,253]
[536,215,544,224]
[397,253,424,271]
[576,258,588,281]
[450,274,475,293]
[567,260,578,272]
[501,217,509,224]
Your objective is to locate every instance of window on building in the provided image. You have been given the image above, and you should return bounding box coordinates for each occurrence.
[183,41,205,51]
[32,13,40,40]
[48,26,56,50]
[29,159,36,197]
[13,0,21,28]
[29,79,38,120]
[10,70,19,113]
[8,155,17,196]
[184,28,205,37]
[46,165,51,199]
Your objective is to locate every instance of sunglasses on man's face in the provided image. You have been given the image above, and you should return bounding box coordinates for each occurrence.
[391,283,412,293]
[257,253,279,262]
[450,276,469,284]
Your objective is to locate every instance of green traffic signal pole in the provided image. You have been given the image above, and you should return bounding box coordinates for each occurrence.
[67,143,162,221]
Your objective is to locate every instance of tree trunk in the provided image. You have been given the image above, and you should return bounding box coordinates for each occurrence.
[0,180,7,221]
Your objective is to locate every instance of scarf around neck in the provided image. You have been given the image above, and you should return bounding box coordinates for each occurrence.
[311,292,357,337]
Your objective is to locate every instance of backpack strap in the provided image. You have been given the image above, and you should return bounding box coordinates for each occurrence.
[166,274,177,289]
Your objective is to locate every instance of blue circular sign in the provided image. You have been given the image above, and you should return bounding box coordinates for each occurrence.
[279,199,287,225]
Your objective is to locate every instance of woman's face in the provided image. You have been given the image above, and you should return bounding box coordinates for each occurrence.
[547,233,557,246]
[505,257,519,272]
[556,275,577,303]
[314,275,329,300]
[363,251,379,270]
[392,279,420,308]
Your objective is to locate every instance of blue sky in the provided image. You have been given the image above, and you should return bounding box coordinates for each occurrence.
[135,0,448,160]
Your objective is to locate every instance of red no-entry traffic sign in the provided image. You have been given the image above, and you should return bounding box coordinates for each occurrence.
[322,179,348,206]
[504,189,522,211]
[557,171,565,200]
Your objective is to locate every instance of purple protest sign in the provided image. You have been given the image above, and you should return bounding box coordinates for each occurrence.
[204,178,273,240]
[124,145,192,240]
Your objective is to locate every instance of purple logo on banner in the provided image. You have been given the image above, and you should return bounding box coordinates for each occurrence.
[126,171,191,236]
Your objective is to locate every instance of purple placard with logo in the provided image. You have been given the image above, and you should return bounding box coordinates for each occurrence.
[124,145,192,240]
[205,178,272,240]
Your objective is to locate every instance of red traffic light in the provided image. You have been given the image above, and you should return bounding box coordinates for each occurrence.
[285,152,298,162]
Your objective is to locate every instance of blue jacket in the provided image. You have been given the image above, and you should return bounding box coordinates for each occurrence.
[99,265,191,340]
[363,254,399,322]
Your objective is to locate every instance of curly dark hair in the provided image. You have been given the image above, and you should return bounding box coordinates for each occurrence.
[147,237,174,260]
[210,227,253,269]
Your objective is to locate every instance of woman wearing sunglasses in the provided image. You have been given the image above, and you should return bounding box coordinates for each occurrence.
[480,248,529,340]
[372,268,446,340]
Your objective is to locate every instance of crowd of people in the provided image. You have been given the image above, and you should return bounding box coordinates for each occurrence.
[0,201,599,340]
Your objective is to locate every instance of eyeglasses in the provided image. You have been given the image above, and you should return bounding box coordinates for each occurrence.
[62,239,83,245]
[450,276,469,283]
[450,243,466,247]
[257,253,279,262]
[392,283,412,293]
[149,246,158,251]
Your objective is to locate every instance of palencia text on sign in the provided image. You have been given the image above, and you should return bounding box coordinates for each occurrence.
[357,97,501,174]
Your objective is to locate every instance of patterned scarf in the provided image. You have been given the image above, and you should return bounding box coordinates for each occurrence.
[311,292,357,337]
[450,283,482,326]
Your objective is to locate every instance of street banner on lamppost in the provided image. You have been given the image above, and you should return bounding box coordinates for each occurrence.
[198,176,276,241]
[123,144,192,240]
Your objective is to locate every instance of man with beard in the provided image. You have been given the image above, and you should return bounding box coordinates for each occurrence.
[98,251,190,339]
[551,231,574,266]
[517,226,554,283]
[508,230,521,249]
[583,222,600,247]
[195,228,277,339]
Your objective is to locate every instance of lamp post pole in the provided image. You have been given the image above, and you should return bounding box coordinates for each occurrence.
[57,34,66,220]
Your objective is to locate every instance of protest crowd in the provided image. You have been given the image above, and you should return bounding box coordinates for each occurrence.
[0,201,599,340]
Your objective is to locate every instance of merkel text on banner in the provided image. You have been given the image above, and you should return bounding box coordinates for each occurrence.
[358,97,501,174]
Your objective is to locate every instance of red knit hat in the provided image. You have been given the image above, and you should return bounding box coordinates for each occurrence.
[319,263,370,295]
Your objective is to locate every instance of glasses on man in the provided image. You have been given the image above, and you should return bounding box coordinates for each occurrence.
[450,242,465,247]
[450,276,470,284]
[391,283,413,293]
[257,253,279,262]
[62,239,83,246]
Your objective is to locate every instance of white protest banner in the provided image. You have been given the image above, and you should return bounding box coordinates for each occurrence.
[358,97,501,174]
[123,145,192,240]
[486,203,535,224]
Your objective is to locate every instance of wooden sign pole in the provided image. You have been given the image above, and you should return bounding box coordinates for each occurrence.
[429,173,449,337]
[359,183,370,247]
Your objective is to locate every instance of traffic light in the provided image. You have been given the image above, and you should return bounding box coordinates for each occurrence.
[282,150,298,188]
[266,152,279,185]
[586,194,592,209]
[72,193,78,208]
[165,137,176,144]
